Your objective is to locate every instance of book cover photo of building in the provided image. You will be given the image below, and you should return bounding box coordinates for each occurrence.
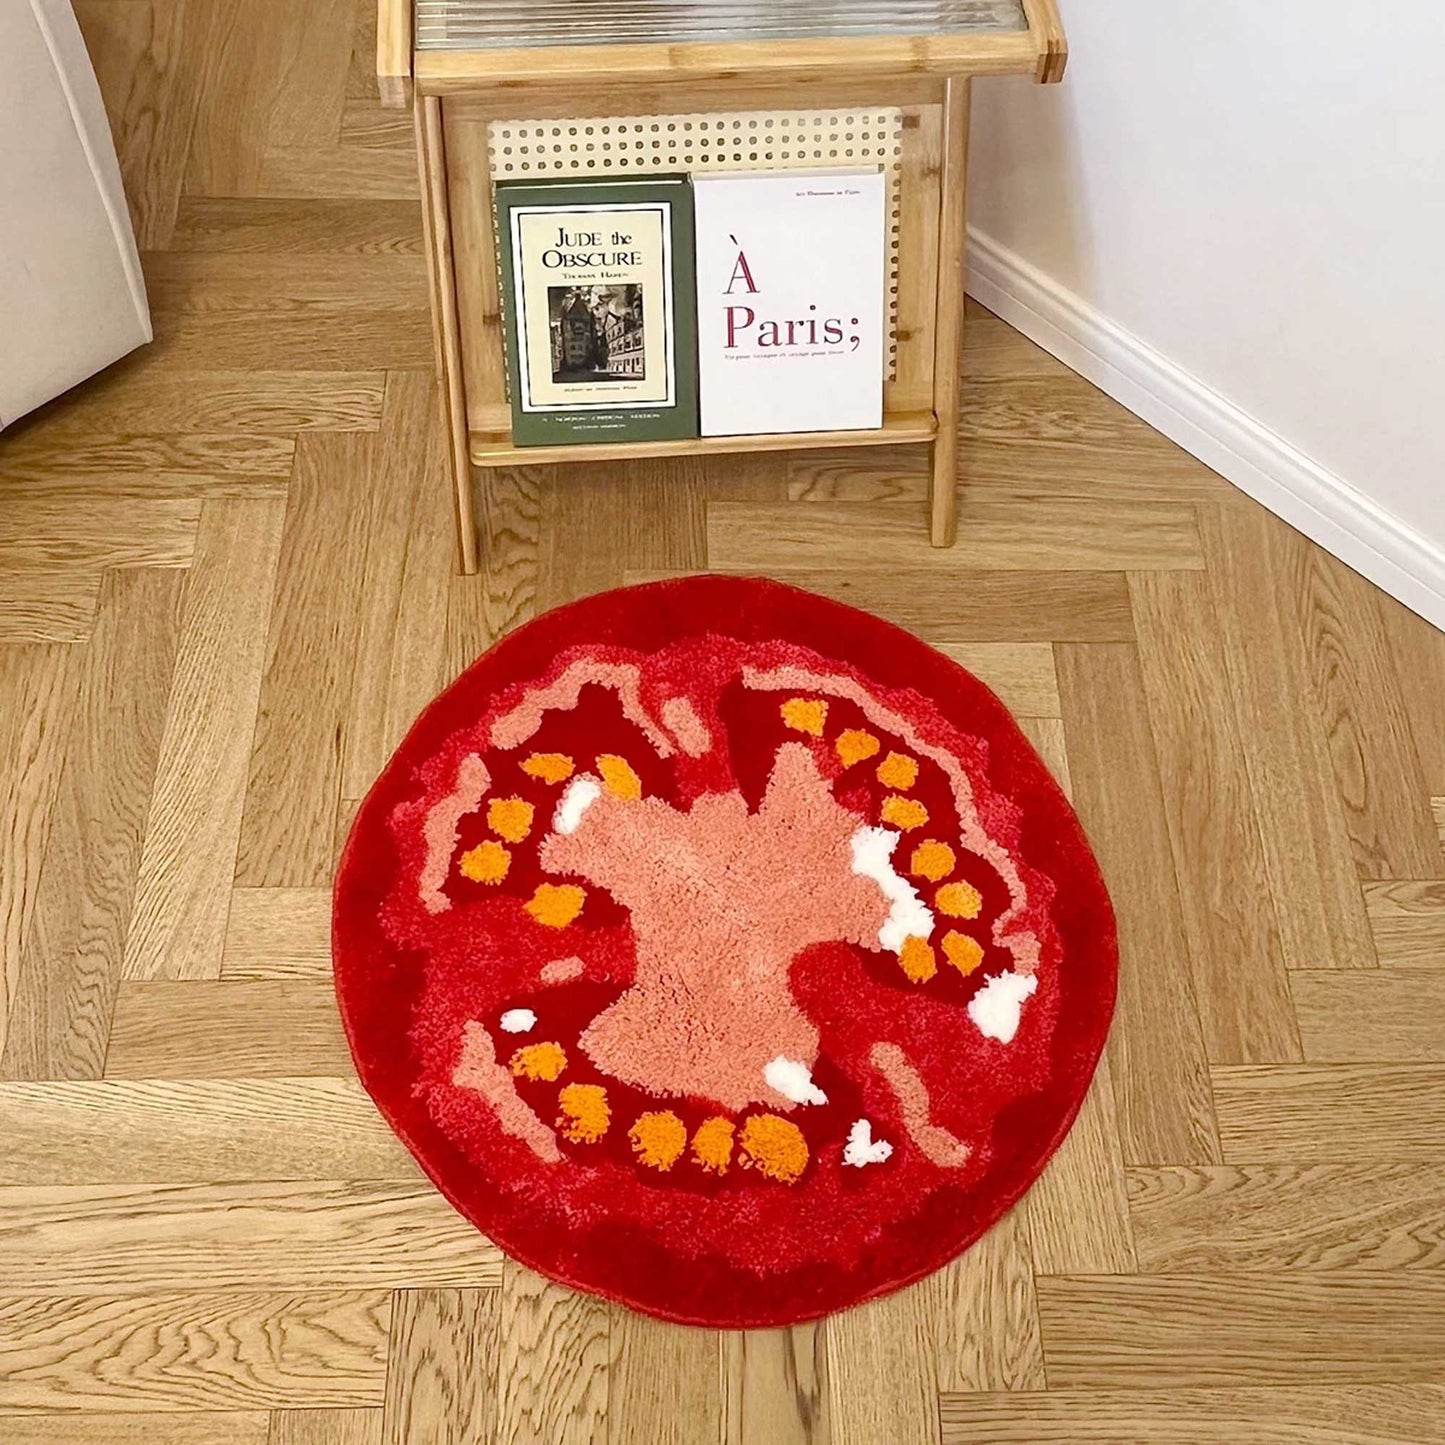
[549,284,646,383]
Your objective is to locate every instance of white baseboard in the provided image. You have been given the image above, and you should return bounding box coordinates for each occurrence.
[965,228,1445,632]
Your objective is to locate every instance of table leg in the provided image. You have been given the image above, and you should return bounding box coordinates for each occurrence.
[930,75,971,549]
[416,94,480,574]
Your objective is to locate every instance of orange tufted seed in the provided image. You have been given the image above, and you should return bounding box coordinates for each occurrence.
[942,931,985,977]
[936,880,982,919]
[597,753,642,801]
[511,1041,566,1082]
[522,752,574,784]
[692,1117,735,1175]
[899,934,937,984]
[881,795,929,830]
[525,883,585,928]
[738,1114,809,1184]
[488,797,534,843]
[910,839,955,883]
[877,751,919,790]
[557,1083,610,1143]
[629,1110,688,1170]
[835,728,881,767]
[780,698,827,736]
[459,840,509,884]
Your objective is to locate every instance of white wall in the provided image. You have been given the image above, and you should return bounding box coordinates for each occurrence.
[965,2,1445,627]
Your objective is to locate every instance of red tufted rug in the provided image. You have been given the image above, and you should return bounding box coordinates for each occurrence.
[333,576,1116,1327]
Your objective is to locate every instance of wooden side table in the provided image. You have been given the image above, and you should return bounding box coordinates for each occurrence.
[378,1,1067,572]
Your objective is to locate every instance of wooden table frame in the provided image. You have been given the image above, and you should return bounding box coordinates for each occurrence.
[380,2,1067,573]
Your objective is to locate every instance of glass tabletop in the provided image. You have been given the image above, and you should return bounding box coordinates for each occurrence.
[413,1,1029,52]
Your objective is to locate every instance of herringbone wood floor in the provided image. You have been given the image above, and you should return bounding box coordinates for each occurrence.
[3,3,1445,1441]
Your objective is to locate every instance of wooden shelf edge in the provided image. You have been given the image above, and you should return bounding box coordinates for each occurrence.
[1021,0,1068,83]
[416,32,1039,95]
[469,416,937,468]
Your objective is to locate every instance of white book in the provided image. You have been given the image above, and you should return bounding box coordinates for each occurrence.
[693,170,885,436]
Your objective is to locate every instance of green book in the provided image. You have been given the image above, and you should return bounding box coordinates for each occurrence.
[495,176,698,447]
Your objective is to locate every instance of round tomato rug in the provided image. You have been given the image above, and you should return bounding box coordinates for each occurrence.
[333,575,1116,1327]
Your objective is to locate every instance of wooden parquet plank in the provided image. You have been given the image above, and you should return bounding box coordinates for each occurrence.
[1289,969,1445,1061]
[260,0,355,152]
[0,1413,270,1444]
[269,1409,382,1445]
[1289,544,1439,879]
[1128,1164,1445,1272]
[182,0,327,199]
[0,433,294,499]
[342,374,452,798]
[237,434,374,887]
[957,438,1233,506]
[1018,716,1073,798]
[540,463,704,610]
[0,1291,390,1412]
[339,100,414,152]
[787,444,930,502]
[345,0,380,101]
[0,500,198,571]
[607,1310,722,1445]
[700,450,792,504]
[625,570,1136,644]
[444,469,543,682]
[1036,1274,1445,1386]
[0,1078,414,1185]
[935,643,1059,717]
[146,310,432,374]
[493,1264,609,1445]
[255,147,421,202]
[144,254,428,314]
[940,1384,1445,1444]
[1201,505,1377,967]
[0,1182,501,1294]
[1366,881,1445,966]
[55,367,385,434]
[620,465,710,577]
[0,645,77,1060]
[540,471,658,606]
[124,499,285,978]
[707,498,1205,572]
[334,799,361,874]
[104,979,351,1078]
[2,570,184,1079]
[825,1286,938,1445]
[170,198,424,256]
[222,888,332,978]
[1022,1049,1136,1276]
[950,365,1236,504]
[0,574,102,644]
[1378,589,1445,796]
[1130,570,1302,1064]
[962,302,1075,382]
[721,1325,830,1445]
[381,1290,497,1445]
[930,1211,1045,1392]
[1213,1063,1445,1160]
[71,0,206,249]
[955,372,1201,458]
[1056,643,1221,1166]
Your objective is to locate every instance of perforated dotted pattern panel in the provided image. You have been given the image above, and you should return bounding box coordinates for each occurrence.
[489,111,905,376]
